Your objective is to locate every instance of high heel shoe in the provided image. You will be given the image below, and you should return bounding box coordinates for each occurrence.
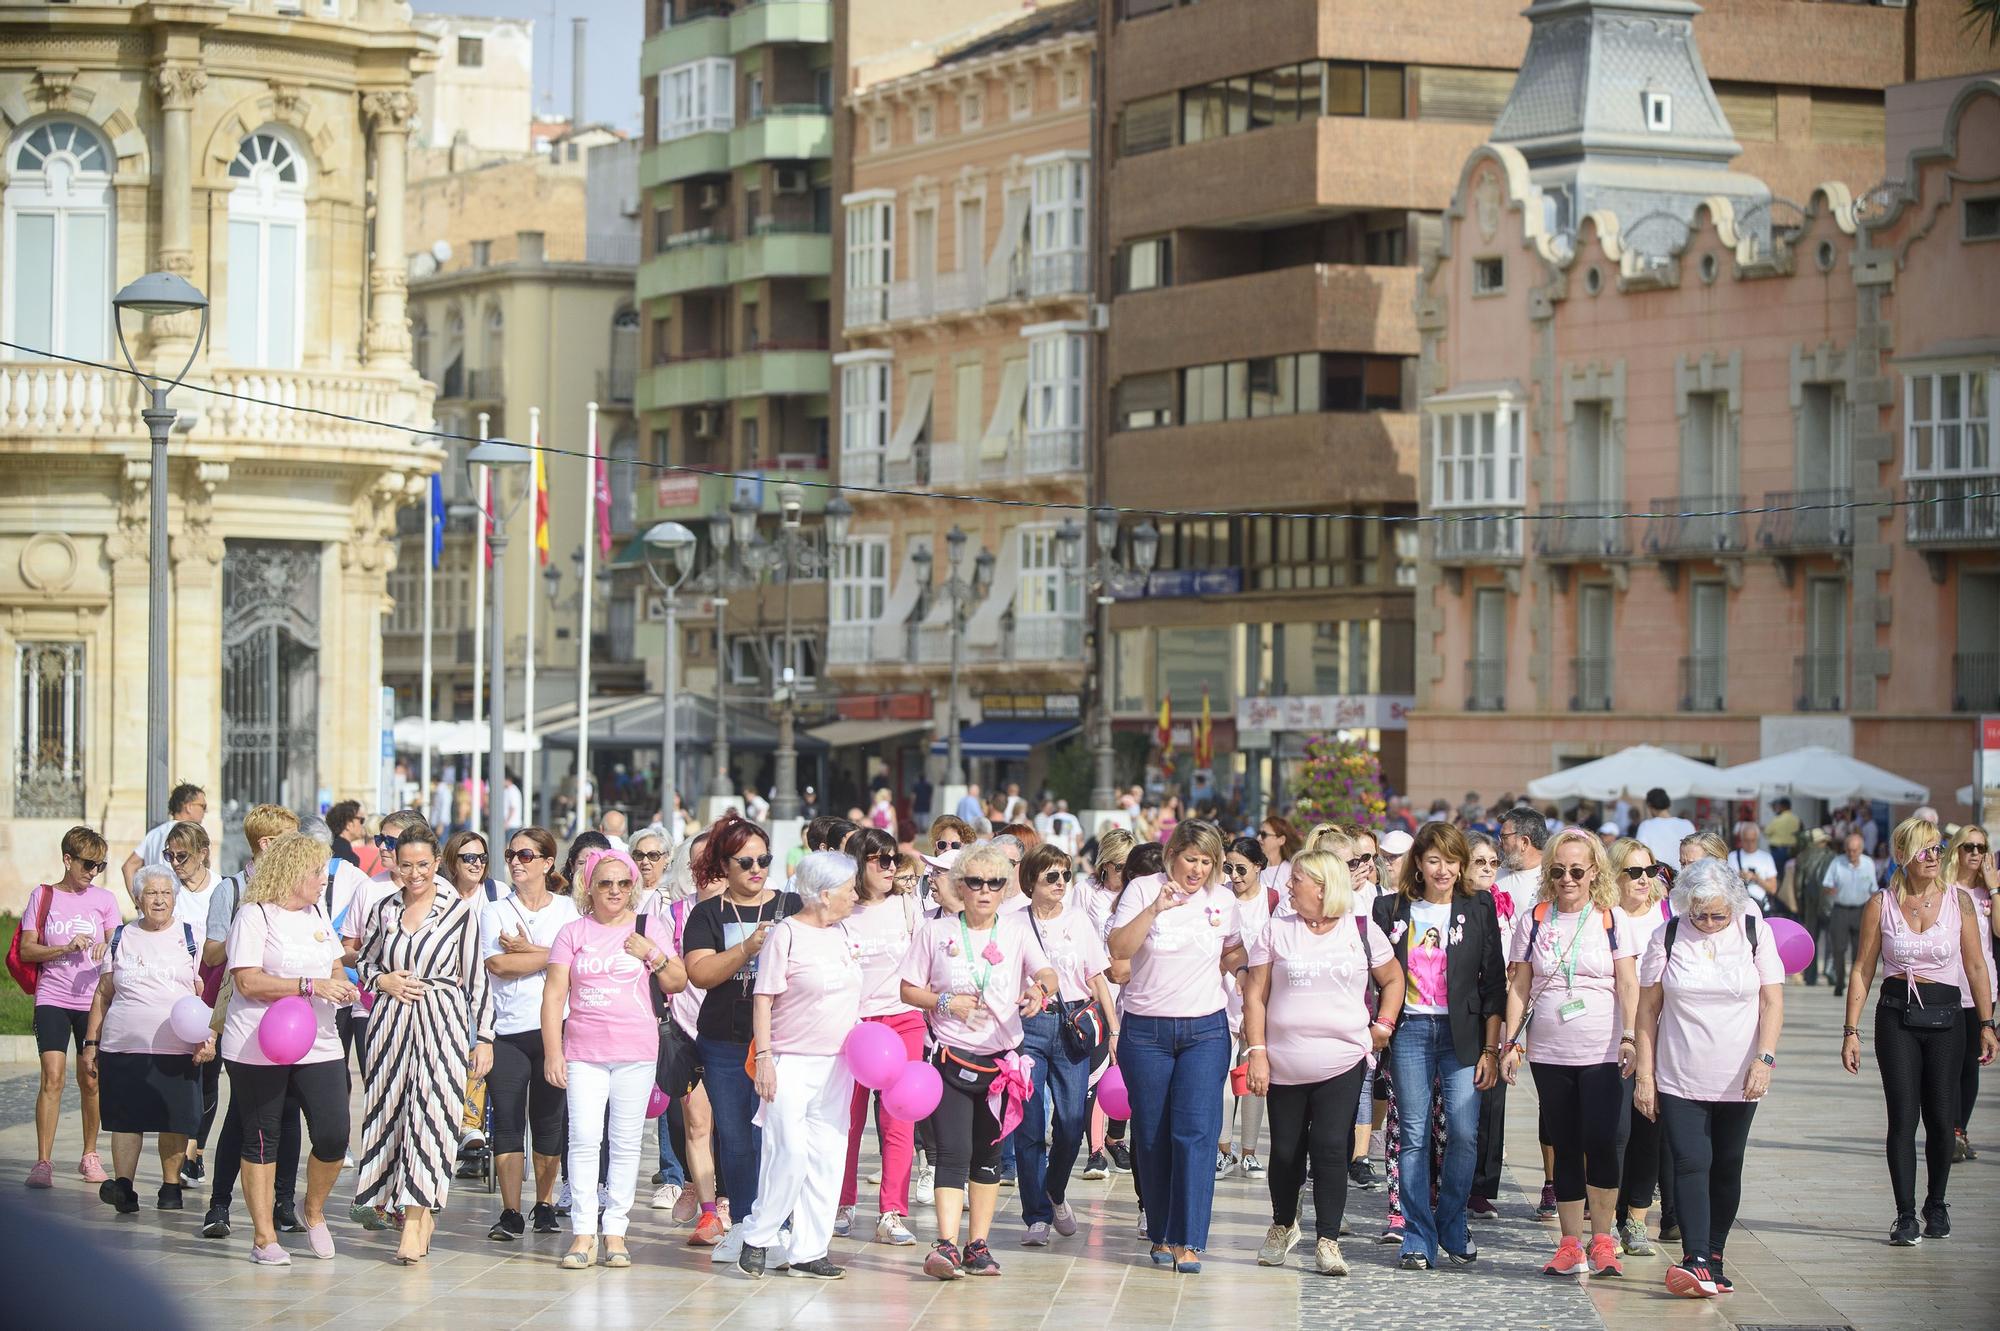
[1150,1244,1173,1267]
[602,1245,632,1269]
[1175,1248,1202,1274]
[559,1238,598,1270]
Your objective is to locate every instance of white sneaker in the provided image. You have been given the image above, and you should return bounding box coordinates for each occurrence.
[1136,1210,1148,1236]
[876,1212,915,1245]
[1022,1222,1052,1246]
[1315,1237,1349,1276]
[913,1162,935,1207]
[556,1179,573,1215]
[1215,1150,1238,1180]
[711,1225,745,1263]
[1051,1201,1077,1238]
[651,1183,681,1212]
[716,1196,732,1230]
[461,1128,487,1152]
[866,1168,882,1185]
[833,1205,855,1237]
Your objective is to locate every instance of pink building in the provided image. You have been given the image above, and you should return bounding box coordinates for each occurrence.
[1410,2,1999,821]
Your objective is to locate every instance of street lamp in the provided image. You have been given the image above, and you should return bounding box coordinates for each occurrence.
[703,506,738,805]
[111,272,210,825]
[642,520,697,833]
[915,525,995,787]
[1072,507,1158,811]
[466,437,531,860]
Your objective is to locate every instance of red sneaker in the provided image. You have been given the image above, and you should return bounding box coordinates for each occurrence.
[1588,1233,1624,1277]
[1665,1260,1718,1298]
[688,1212,724,1246]
[1543,1235,1587,1276]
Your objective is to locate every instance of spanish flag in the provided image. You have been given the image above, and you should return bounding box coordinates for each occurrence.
[532,441,550,565]
[1157,694,1174,777]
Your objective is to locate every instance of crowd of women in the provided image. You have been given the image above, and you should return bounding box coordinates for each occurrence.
[14,802,1996,1295]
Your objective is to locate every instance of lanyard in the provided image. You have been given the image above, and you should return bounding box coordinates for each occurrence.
[1552,910,1590,993]
[957,913,998,993]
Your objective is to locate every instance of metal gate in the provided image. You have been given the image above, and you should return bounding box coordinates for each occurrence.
[219,540,321,870]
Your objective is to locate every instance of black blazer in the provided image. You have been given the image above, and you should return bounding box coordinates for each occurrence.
[1372,889,1507,1068]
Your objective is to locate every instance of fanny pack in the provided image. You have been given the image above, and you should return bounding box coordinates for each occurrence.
[932,1043,1000,1095]
[1025,910,1108,1062]
[1891,975,1960,1031]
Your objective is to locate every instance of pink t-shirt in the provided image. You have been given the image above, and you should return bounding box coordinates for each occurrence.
[898,913,1051,1056]
[1967,887,1997,1008]
[1640,916,1783,1101]
[548,914,674,1065]
[845,895,920,1018]
[222,903,348,1066]
[1025,905,1109,1003]
[1224,890,1273,1031]
[666,896,706,1039]
[755,918,863,1054]
[1249,914,1394,1085]
[1108,874,1242,1019]
[1507,905,1642,1066]
[1880,886,1969,1002]
[25,884,123,1011]
[100,923,201,1055]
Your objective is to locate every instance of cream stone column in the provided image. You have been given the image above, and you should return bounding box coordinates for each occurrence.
[171,463,228,809]
[362,90,416,365]
[150,62,207,355]
[104,465,158,856]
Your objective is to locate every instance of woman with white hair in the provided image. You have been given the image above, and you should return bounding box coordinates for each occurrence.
[1632,858,1784,1298]
[736,851,864,1280]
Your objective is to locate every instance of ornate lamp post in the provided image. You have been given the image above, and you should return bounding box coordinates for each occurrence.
[914,525,995,787]
[1057,507,1157,812]
[465,437,532,857]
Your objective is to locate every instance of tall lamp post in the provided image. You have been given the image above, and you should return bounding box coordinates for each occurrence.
[701,507,741,808]
[642,521,697,833]
[914,525,994,787]
[111,273,210,824]
[1061,507,1157,812]
[466,438,531,861]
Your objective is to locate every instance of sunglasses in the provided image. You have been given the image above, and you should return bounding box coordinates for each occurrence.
[504,848,542,864]
[935,839,965,853]
[733,854,774,871]
[870,853,898,869]
[1688,911,1730,926]
[164,850,191,866]
[1345,855,1373,871]
[1222,862,1251,879]
[1552,865,1593,882]
[1621,864,1667,880]
[1041,868,1074,885]
[634,850,668,864]
[74,857,106,874]
[459,853,488,867]
[961,876,1009,891]
[373,835,399,850]
[1958,842,1988,855]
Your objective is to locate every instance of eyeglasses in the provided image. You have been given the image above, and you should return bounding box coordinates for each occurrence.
[634,850,667,864]
[1222,862,1251,879]
[870,853,898,869]
[504,848,542,864]
[1911,845,1942,862]
[1688,911,1731,926]
[1041,869,1074,885]
[1621,864,1667,881]
[1258,829,1281,840]
[732,854,774,871]
[893,874,920,889]
[935,839,964,853]
[459,853,488,867]
[1552,865,1593,882]
[961,876,1009,890]
[74,857,106,874]
[163,850,191,866]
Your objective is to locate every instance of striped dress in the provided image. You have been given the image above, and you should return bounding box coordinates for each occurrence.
[355,888,494,1211]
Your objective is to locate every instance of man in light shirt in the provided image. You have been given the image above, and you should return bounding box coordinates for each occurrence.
[1634,787,1697,869]
[1729,822,1779,912]
[1822,833,1876,996]
[122,782,207,905]
[1495,805,1546,926]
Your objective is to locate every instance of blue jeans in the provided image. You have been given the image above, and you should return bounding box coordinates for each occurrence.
[1017,1011,1091,1225]
[656,1112,687,1187]
[1388,1014,1480,1263]
[1120,1011,1231,1250]
[696,1037,761,1218]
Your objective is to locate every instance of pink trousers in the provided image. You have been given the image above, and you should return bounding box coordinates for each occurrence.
[838,1009,930,1214]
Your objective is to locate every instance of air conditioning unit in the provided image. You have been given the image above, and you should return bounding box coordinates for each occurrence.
[693,408,719,437]
[698,184,723,211]
[775,167,808,195]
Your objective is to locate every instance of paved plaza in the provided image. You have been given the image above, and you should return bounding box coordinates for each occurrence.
[4,989,1996,1331]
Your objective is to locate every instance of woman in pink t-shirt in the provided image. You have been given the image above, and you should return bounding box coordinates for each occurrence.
[1631,858,1784,1299]
[1243,849,1402,1276]
[1500,828,1641,1279]
[541,849,686,1269]
[736,851,864,1280]
[1609,836,1673,1257]
[834,827,925,1245]
[1943,823,1994,1161]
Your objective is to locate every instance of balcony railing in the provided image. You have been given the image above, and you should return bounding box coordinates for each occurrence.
[826,622,875,667]
[844,285,889,329]
[598,366,637,405]
[1954,653,2000,713]
[1025,426,1084,476]
[1645,493,1748,558]
[464,367,505,400]
[1678,654,1726,712]
[1906,476,2000,546]
[1794,652,1845,712]
[886,271,983,322]
[1535,502,1632,561]
[839,448,883,487]
[1432,508,1523,562]
[1465,658,1505,712]
[915,615,1084,665]
[1756,488,1853,553]
[1027,250,1089,298]
[1570,655,1613,712]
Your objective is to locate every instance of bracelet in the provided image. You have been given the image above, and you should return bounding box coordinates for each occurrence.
[1842,1025,1860,1037]
[1619,1035,1636,1045]
[1242,1044,1267,1054]
[754,1050,773,1062]
[1621,1030,1636,1042]
[936,992,952,1017]
[1371,1020,1396,1033]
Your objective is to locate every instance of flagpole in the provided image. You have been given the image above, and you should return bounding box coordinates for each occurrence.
[420,473,434,804]
[472,411,489,826]
[522,405,539,827]
[575,400,597,833]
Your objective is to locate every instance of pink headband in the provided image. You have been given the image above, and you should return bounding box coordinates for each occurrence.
[577,847,641,893]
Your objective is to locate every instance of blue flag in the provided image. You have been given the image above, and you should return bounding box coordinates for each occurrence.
[429,473,445,568]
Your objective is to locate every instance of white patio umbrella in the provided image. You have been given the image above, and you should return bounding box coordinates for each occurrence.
[1526,744,1758,802]
[1720,746,1928,805]
[394,716,542,755]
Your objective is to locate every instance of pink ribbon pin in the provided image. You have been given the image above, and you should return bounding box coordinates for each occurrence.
[987,1050,1036,1144]
[981,940,1005,965]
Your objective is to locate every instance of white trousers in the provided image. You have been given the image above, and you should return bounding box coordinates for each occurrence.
[564,1059,652,1236]
[741,1052,855,1262]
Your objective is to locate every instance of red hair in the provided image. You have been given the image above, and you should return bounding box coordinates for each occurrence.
[692,812,770,884]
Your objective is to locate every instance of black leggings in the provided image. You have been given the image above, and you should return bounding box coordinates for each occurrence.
[1876,980,1965,1213]
[209,1088,301,1209]
[1657,1094,1756,1260]
[1959,1008,1984,1135]
[1530,1061,1624,1201]
[1617,1073,1664,1219]
[489,1029,566,1157]
[193,1058,223,1152]
[1266,1064,1365,1237]
[926,1047,1002,1192]
[225,1059,350,1165]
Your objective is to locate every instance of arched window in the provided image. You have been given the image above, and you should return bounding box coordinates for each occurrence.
[609,307,639,401]
[483,304,504,370]
[609,426,640,534]
[4,119,115,359]
[442,306,465,398]
[411,313,431,381]
[226,130,307,368]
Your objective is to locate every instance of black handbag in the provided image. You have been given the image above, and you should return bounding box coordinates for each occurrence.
[1026,911,1108,1060]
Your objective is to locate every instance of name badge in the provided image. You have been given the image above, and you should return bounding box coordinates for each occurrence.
[1557,998,1587,1023]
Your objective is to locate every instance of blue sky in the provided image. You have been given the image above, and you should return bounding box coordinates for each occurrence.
[419,0,644,132]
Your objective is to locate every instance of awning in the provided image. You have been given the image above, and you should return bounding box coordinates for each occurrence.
[929,719,1078,758]
[807,718,932,748]
[885,370,932,463]
[609,535,649,569]
[979,357,1028,460]
[540,693,828,753]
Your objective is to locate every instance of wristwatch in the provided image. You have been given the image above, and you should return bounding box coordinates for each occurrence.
[1756,1052,1777,1067]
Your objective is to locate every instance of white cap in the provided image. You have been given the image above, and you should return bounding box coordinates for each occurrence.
[1380,829,1414,856]
[1598,821,1620,836]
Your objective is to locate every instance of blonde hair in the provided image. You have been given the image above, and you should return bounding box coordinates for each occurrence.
[1302,822,1352,855]
[244,832,329,906]
[1539,827,1620,911]
[953,843,1013,887]
[1680,829,1731,862]
[1288,849,1356,921]
[1094,827,1136,875]
[1163,819,1226,890]
[242,803,299,854]
[1945,824,1988,886]
[1889,815,1943,903]
[1610,836,1667,907]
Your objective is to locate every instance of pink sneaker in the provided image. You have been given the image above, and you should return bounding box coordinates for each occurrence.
[78,1152,108,1184]
[249,1243,292,1266]
[25,1160,53,1189]
[673,1189,700,1225]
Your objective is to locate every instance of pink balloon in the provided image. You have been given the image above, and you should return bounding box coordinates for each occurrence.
[1096,1064,1131,1120]
[646,1086,671,1119]
[843,1021,909,1091]
[1766,917,1815,976]
[256,994,317,1065]
[359,989,377,1014]
[881,1060,943,1122]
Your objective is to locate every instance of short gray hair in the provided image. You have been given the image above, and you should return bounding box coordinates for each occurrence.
[992,834,1025,860]
[133,863,180,898]
[791,850,856,906]
[1670,857,1751,919]
[297,814,333,845]
[630,827,668,855]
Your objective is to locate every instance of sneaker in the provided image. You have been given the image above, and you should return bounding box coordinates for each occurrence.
[1107,1141,1132,1173]
[1445,1244,1479,1267]
[867,1168,882,1184]
[1544,1236,1587,1276]
[598,1185,614,1211]
[1890,1211,1922,1246]
[924,1240,964,1280]
[1050,1202,1077,1238]
[77,1152,109,1184]
[1398,1252,1431,1271]
[1665,1259,1718,1298]
[349,1203,391,1231]
[1081,1151,1109,1180]
[249,1243,291,1266]
[1588,1233,1623,1276]
[791,1257,845,1279]
[1708,1255,1733,1293]
[273,1200,304,1233]
[1618,1218,1655,1256]
[156,1183,185,1211]
[833,1205,855,1237]
[690,1211,725,1246]
[1537,1182,1559,1221]
[1022,1221,1051,1246]
[556,1179,572,1216]
[1953,1130,1969,1163]
[1214,1150,1238,1180]
[673,1189,701,1225]
[961,1238,1001,1276]
[999,1165,1017,1188]
[1316,1237,1349,1276]
[1658,1216,1680,1242]
[877,1212,916,1245]
[913,1162,936,1206]
[202,1204,232,1238]
[24,1160,52,1189]
[1922,1200,1951,1240]
[1347,1158,1381,1192]
[103,1179,140,1214]
[1258,1222,1301,1266]
[532,1202,561,1233]
[1376,1223,1403,1245]
[1468,1196,1499,1220]
[710,1226,745,1264]
[651,1183,682,1213]
[489,1208,525,1241]
[1242,1153,1266,1179]
[1963,1132,1978,1161]
[461,1128,487,1153]
[737,1242,767,1279]
[179,1155,205,1186]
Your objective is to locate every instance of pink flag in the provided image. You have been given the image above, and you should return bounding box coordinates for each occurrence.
[593,430,611,556]
[480,468,493,568]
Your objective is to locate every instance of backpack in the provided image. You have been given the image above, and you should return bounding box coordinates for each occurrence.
[1662,914,1758,960]
[5,885,57,994]
[109,922,199,964]
[1525,899,1618,955]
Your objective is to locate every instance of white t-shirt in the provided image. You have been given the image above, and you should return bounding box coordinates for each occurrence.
[1494,869,1539,927]
[1636,815,1697,869]
[1402,899,1453,1015]
[135,818,177,869]
[480,892,581,1036]
[173,868,225,938]
[1728,849,1779,902]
